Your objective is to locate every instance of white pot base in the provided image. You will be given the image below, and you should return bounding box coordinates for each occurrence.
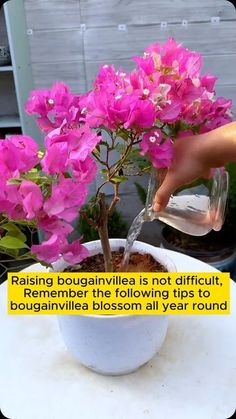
[54,239,177,376]
[84,361,149,376]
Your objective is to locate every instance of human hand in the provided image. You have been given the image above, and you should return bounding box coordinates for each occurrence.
[153,135,211,212]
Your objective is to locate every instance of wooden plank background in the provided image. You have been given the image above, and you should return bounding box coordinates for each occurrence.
[24,0,81,30]
[80,0,235,26]
[32,62,86,94]
[84,22,236,61]
[21,0,236,222]
[22,0,236,101]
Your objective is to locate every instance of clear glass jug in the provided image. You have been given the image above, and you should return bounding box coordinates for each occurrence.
[144,168,229,236]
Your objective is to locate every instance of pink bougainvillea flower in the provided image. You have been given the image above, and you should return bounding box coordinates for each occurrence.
[201,115,232,132]
[32,234,89,265]
[37,117,58,133]
[200,73,217,93]
[94,65,130,95]
[50,81,75,113]
[133,55,155,76]
[0,140,21,180]
[2,184,26,220]
[124,99,156,129]
[94,65,119,93]
[8,135,39,172]
[144,38,203,81]
[210,97,232,117]
[38,214,74,239]
[68,125,102,161]
[81,90,111,129]
[47,123,101,160]
[106,94,136,127]
[128,69,145,93]
[181,97,211,125]
[175,78,204,103]
[42,142,97,184]
[140,129,163,154]
[25,88,51,116]
[162,38,202,78]
[156,97,182,123]
[180,52,202,79]
[42,123,101,175]
[140,130,173,168]
[148,137,173,168]
[0,180,43,220]
[145,42,162,57]
[31,234,62,264]
[25,81,80,133]
[19,180,43,219]
[72,156,97,184]
[0,181,17,218]
[61,239,89,264]
[44,176,88,222]
[0,135,39,180]
[41,141,69,174]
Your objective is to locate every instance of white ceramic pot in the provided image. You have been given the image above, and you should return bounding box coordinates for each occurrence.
[54,239,177,376]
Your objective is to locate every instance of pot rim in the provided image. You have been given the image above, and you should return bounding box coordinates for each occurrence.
[53,238,176,319]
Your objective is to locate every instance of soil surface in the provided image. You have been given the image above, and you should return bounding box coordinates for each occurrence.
[65,249,167,272]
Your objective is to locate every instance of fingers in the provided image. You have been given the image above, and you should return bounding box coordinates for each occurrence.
[153,166,211,212]
[153,174,178,212]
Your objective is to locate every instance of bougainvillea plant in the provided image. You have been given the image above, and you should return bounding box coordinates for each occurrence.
[0,39,232,271]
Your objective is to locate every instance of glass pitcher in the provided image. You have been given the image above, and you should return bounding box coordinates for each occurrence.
[144,167,229,236]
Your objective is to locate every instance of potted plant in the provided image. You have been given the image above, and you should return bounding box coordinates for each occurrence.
[0,38,233,374]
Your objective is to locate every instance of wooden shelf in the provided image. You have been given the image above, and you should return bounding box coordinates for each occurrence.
[0,115,21,128]
[0,65,13,72]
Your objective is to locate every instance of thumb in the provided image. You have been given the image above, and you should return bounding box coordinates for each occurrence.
[153,173,179,211]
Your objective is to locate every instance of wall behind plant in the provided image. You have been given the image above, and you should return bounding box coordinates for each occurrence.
[23,0,236,225]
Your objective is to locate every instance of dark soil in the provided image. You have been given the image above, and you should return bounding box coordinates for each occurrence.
[65,249,167,272]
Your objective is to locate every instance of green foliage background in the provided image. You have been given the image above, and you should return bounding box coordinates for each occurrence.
[77,198,128,242]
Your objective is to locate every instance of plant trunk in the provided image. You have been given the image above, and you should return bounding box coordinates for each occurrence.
[97,193,113,271]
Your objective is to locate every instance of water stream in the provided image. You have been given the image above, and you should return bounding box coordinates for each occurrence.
[121,195,218,271]
[121,209,145,271]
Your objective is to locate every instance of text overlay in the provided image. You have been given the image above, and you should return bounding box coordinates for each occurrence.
[8,272,230,315]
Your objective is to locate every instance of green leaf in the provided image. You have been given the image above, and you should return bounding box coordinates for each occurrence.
[117,129,129,141]
[100,168,108,174]
[93,145,100,157]
[128,148,150,170]
[116,144,125,153]
[1,223,27,242]
[0,246,19,258]
[23,171,40,181]
[100,140,110,148]
[134,182,147,205]
[111,175,128,184]
[0,236,29,249]
[7,178,22,185]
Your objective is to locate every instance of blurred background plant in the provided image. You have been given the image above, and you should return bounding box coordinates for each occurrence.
[77,197,128,243]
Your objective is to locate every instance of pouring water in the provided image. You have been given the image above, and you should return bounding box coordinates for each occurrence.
[121,167,229,271]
